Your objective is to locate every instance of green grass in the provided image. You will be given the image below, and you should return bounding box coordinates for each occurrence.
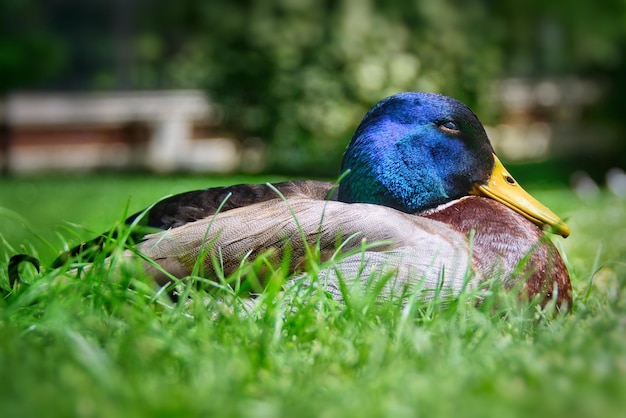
[1,174,625,418]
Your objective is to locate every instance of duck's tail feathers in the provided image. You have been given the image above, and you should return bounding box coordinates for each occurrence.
[8,254,41,285]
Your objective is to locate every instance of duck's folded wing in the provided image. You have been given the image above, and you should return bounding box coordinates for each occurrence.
[53,181,336,268]
[134,197,480,299]
[127,180,336,230]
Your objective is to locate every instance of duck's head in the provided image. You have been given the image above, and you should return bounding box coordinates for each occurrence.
[338,92,570,238]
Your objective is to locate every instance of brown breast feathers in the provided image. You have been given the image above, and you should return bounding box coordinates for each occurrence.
[423,196,572,307]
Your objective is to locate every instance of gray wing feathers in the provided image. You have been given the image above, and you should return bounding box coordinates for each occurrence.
[135,197,480,300]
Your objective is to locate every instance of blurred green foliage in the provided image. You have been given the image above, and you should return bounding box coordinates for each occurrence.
[1,0,626,173]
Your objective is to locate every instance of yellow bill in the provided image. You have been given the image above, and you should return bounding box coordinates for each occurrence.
[470,154,570,238]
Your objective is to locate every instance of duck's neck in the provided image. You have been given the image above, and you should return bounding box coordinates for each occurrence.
[422,196,571,305]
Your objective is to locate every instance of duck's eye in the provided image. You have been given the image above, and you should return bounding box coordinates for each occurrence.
[439,121,461,134]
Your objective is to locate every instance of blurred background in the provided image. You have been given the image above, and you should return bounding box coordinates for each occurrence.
[1,0,626,184]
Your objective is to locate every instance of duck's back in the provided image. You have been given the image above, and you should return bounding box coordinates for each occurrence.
[127,180,336,230]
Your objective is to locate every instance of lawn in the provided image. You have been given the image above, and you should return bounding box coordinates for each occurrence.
[0,173,625,418]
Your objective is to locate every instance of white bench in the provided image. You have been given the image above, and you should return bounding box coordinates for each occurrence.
[0,90,240,173]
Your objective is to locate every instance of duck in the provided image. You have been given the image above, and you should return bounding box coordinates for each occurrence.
[10,92,572,307]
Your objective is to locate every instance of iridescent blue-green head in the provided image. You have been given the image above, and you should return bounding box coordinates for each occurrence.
[338,92,571,237]
[338,92,494,213]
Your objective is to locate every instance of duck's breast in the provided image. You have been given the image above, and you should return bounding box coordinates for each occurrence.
[424,196,571,305]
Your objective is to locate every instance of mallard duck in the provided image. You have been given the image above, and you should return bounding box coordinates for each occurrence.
[12,92,572,306]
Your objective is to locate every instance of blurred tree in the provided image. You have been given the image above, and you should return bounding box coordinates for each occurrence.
[0,0,66,92]
[134,0,503,172]
[1,0,625,173]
